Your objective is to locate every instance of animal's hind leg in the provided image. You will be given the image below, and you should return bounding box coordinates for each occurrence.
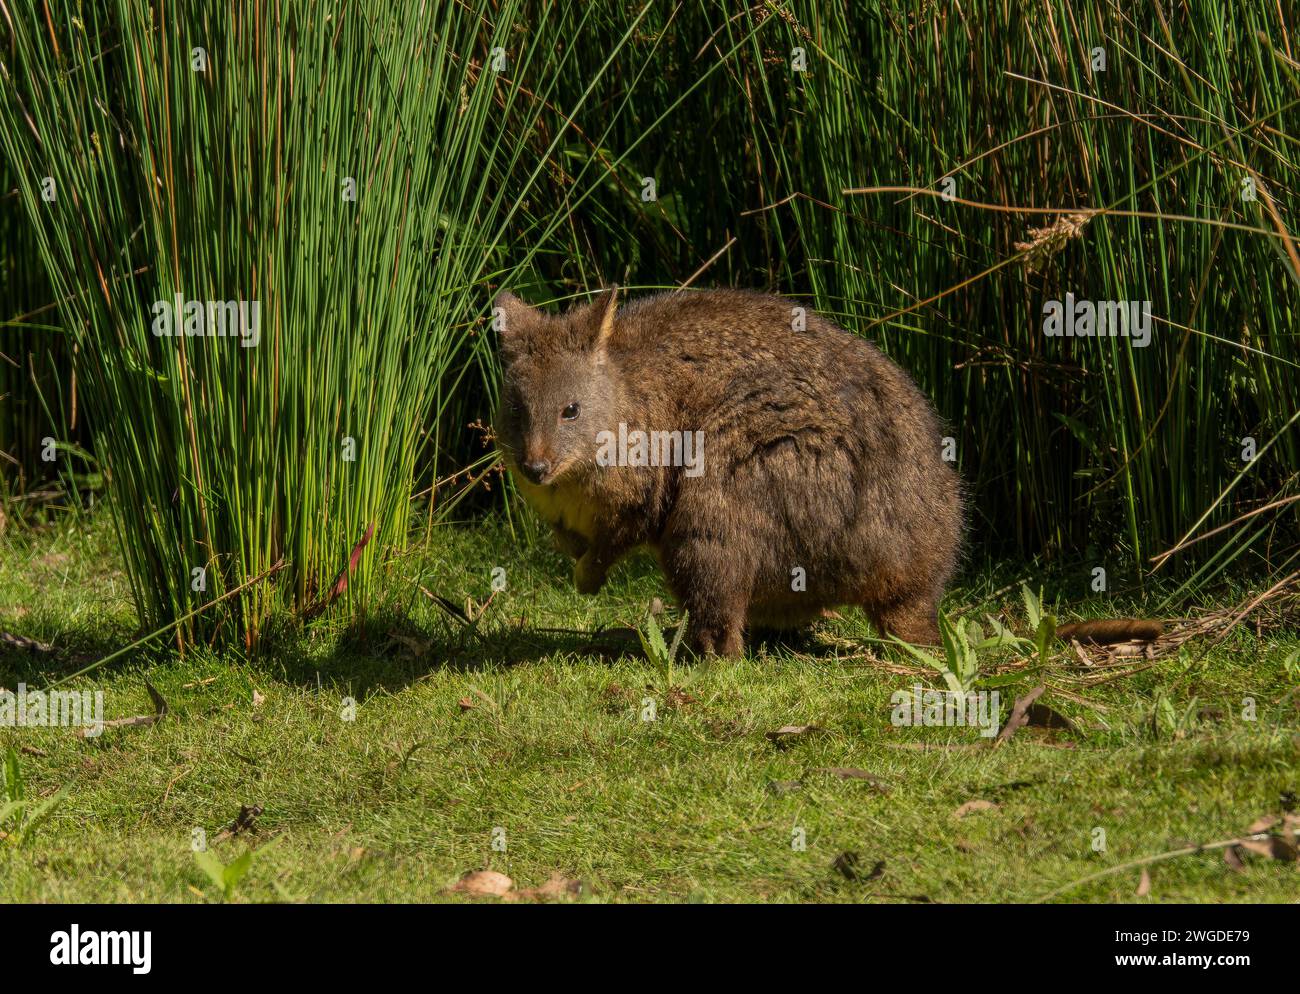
[688,595,746,657]
[868,592,941,645]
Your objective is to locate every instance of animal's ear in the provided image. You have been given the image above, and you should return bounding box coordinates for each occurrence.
[591,284,619,352]
[492,291,539,356]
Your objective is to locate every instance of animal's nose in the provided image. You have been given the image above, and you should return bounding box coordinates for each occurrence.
[522,459,552,484]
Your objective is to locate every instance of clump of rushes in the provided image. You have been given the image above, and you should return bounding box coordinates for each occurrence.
[0,1,647,646]
[689,2,1300,585]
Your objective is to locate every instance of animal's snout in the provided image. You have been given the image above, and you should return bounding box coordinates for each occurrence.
[521,458,552,484]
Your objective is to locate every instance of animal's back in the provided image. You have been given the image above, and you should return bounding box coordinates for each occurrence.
[609,290,962,636]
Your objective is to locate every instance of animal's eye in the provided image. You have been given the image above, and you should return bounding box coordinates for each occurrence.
[561,402,581,421]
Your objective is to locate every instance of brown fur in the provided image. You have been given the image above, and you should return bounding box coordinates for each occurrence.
[493,287,964,657]
[1056,619,1163,644]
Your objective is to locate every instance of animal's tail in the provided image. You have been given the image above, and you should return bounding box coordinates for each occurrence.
[1056,619,1163,644]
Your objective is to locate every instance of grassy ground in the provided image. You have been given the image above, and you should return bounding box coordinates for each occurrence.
[1,511,1297,903]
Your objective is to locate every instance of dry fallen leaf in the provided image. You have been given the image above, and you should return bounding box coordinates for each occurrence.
[1235,814,1298,861]
[457,697,476,711]
[75,679,168,737]
[497,873,585,902]
[953,799,999,819]
[302,523,375,619]
[765,724,822,743]
[827,854,885,883]
[1238,835,1297,861]
[451,870,514,897]
[1026,701,1076,733]
[214,804,262,843]
[831,851,862,880]
[519,872,584,901]
[252,688,266,708]
[1136,868,1152,897]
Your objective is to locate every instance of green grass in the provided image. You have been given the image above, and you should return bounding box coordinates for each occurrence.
[2,510,1297,903]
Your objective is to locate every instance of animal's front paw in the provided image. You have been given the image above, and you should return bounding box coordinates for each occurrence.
[574,553,607,595]
[553,525,589,560]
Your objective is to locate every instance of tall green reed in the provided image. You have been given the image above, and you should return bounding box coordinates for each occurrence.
[511,1,1299,591]
[1,159,78,518]
[0,0,643,643]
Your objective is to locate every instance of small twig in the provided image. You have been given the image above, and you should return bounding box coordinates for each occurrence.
[47,559,287,689]
[1034,834,1276,903]
[884,742,986,752]
[676,235,737,292]
[1149,494,1300,566]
